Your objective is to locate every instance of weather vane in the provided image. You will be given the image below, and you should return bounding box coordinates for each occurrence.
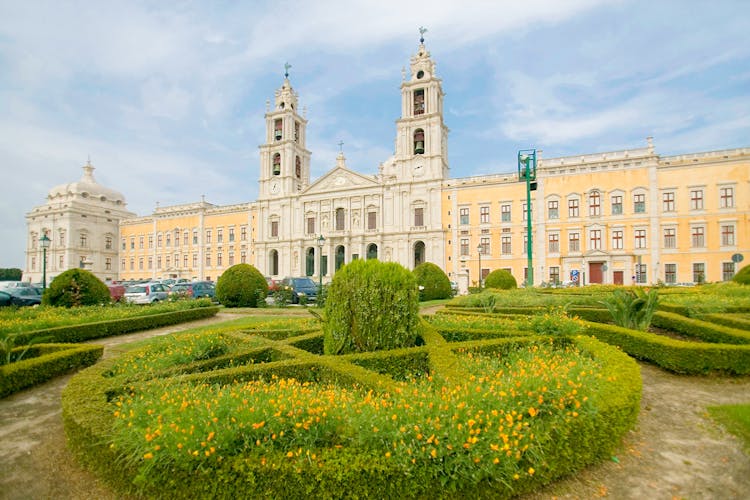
[419,26,427,44]
[338,140,344,153]
[284,62,292,78]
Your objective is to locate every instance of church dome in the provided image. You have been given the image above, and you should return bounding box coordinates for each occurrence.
[48,162,126,205]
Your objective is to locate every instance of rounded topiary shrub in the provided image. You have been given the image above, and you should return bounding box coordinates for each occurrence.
[733,264,750,285]
[323,259,419,354]
[413,262,452,301]
[484,269,518,290]
[43,268,111,307]
[215,264,267,307]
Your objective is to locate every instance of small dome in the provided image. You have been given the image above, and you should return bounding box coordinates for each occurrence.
[48,162,126,204]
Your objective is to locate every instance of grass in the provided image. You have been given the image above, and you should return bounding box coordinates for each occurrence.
[707,403,750,454]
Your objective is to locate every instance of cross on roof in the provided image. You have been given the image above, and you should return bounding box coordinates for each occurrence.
[419,26,427,43]
[338,140,344,152]
[284,62,292,78]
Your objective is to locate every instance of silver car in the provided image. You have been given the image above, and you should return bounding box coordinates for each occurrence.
[124,283,169,304]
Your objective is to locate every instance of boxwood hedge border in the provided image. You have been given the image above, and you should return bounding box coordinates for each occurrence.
[63,319,640,499]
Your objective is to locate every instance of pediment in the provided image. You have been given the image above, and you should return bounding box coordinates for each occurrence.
[303,167,380,195]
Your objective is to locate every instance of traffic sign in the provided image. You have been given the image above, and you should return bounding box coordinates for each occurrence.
[570,270,580,282]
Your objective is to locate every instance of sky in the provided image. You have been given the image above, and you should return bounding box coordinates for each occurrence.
[1,0,749,268]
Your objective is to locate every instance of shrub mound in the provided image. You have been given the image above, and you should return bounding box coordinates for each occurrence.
[215,264,267,307]
[413,262,452,301]
[733,264,750,285]
[484,269,518,290]
[63,317,640,499]
[323,259,419,354]
[43,269,111,307]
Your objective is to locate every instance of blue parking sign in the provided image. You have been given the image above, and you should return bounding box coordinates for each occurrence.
[570,270,580,282]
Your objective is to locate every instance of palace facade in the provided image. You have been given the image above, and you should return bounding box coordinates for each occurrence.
[26,38,749,289]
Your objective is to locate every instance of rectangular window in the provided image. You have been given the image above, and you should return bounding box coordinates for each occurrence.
[228,252,235,266]
[690,189,704,210]
[548,233,559,253]
[174,230,179,247]
[148,235,153,249]
[367,211,376,230]
[692,226,705,247]
[723,262,735,281]
[217,229,223,244]
[549,266,560,285]
[228,228,235,242]
[635,229,647,249]
[589,229,602,250]
[336,209,345,230]
[205,253,211,267]
[129,258,134,271]
[307,217,315,235]
[664,263,677,284]
[240,226,247,241]
[459,207,469,225]
[612,230,624,250]
[157,256,162,269]
[166,233,171,247]
[460,238,469,256]
[205,230,212,244]
[183,255,188,268]
[664,228,676,249]
[157,234,162,248]
[480,206,490,224]
[693,263,705,283]
[611,195,623,215]
[548,200,559,219]
[121,238,126,250]
[104,235,112,250]
[480,236,490,255]
[568,199,579,218]
[192,253,198,268]
[662,192,675,212]
[121,259,126,270]
[183,232,189,246]
[193,230,199,244]
[59,232,65,246]
[501,204,511,222]
[414,207,424,227]
[217,253,222,267]
[721,225,735,246]
[720,187,734,208]
[271,221,279,237]
[569,232,580,252]
[522,203,531,221]
[59,255,63,268]
[634,193,646,213]
[636,264,647,284]
[130,236,134,250]
[589,191,601,216]
[522,234,528,255]
[138,257,144,270]
[240,250,246,264]
[146,256,151,270]
[499,235,511,255]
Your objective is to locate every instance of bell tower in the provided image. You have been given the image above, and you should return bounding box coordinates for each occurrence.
[258,63,312,199]
[394,28,449,181]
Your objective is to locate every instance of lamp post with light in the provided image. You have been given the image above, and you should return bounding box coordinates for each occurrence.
[317,235,325,292]
[39,234,51,290]
[477,243,483,290]
[518,149,537,288]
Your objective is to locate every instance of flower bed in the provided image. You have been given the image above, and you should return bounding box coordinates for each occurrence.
[63,317,640,499]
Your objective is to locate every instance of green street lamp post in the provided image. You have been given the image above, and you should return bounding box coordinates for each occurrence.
[518,150,537,288]
[317,235,325,291]
[40,234,51,290]
[477,243,483,290]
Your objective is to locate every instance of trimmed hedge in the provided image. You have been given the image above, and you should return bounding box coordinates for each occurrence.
[651,311,750,345]
[698,313,750,332]
[584,321,750,375]
[413,262,452,301]
[15,306,220,345]
[1,343,103,398]
[63,318,641,499]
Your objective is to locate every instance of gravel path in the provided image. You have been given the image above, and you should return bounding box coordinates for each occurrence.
[1,313,749,499]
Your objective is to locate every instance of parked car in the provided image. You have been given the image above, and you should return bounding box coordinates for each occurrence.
[5,287,42,306]
[0,281,32,291]
[280,277,318,304]
[169,281,216,300]
[123,283,170,304]
[0,290,13,307]
[107,283,126,302]
[266,277,280,292]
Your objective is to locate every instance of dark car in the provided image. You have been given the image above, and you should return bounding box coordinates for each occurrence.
[5,287,42,306]
[280,277,318,304]
[107,284,126,302]
[169,281,216,300]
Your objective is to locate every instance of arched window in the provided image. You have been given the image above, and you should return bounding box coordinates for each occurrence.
[367,243,378,260]
[306,248,315,276]
[413,241,425,268]
[295,156,301,179]
[413,89,425,115]
[274,119,282,141]
[335,245,345,271]
[414,129,425,155]
[335,208,345,230]
[272,153,281,176]
[269,250,279,276]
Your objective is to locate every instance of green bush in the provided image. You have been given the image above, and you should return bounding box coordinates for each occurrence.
[43,269,111,307]
[600,288,658,331]
[413,262,452,301]
[215,264,267,307]
[484,269,518,290]
[323,259,419,354]
[733,265,750,285]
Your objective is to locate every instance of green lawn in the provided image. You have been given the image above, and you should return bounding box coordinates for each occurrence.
[708,403,750,454]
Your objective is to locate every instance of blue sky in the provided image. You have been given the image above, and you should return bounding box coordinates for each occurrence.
[1,0,749,268]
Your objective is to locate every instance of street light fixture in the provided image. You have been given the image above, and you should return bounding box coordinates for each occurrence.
[39,234,51,290]
[518,149,537,288]
[477,243,483,290]
[317,235,325,292]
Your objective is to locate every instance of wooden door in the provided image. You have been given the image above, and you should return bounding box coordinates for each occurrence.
[613,271,624,285]
[589,262,604,284]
